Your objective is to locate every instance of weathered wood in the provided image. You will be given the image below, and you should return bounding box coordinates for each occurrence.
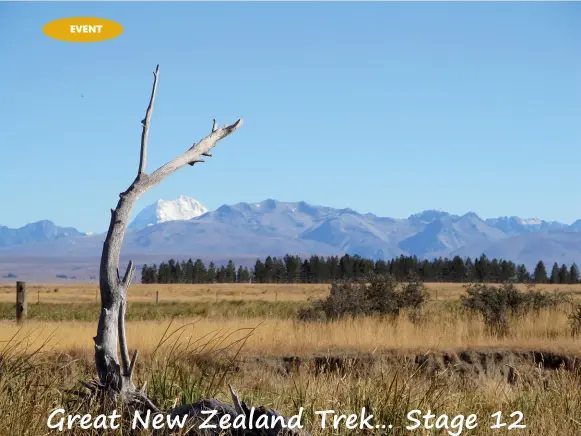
[156,290,159,304]
[94,64,242,399]
[83,65,306,435]
[16,281,27,323]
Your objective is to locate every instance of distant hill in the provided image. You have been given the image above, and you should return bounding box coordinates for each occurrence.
[1,197,580,282]
[0,220,85,248]
[452,231,581,269]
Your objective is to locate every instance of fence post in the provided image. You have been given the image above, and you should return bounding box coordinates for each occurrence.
[16,281,28,324]
[156,291,159,304]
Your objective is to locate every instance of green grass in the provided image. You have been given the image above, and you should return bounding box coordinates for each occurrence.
[0,300,306,322]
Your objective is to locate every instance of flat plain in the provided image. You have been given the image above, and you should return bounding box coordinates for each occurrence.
[2,282,581,435]
[2,281,580,303]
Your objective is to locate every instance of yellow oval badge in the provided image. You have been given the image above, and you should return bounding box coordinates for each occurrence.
[43,17,123,43]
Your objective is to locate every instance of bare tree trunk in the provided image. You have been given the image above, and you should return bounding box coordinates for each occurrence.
[87,65,305,435]
[93,64,242,401]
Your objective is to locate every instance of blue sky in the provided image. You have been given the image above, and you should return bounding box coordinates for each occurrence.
[1,2,580,232]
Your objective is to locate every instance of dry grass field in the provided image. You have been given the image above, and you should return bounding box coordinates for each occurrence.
[2,282,581,435]
[1,281,580,304]
[0,282,330,304]
[0,306,579,356]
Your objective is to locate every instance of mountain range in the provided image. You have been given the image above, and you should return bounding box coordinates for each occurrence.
[1,196,580,282]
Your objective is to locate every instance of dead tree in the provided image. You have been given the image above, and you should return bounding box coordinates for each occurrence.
[88,65,303,435]
[93,64,241,402]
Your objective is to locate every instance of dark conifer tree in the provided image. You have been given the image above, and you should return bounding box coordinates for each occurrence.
[138,253,581,287]
[254,259,265,283]
[571,263,580,284]
[534,261,548,283]
[550,262,560,284]
[450,256,465,282]
[264,256,274,282]
[559,264,570,285]
[206,262,217,283]
[516,264,530,283]
[225,260,236,283]
[184,259,194,283]
[464,258,474,281]
[236,265,244,283]
[141,264,150,284]
[193,259,206,284]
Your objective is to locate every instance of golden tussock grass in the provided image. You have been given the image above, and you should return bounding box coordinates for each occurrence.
[1,306,578,357]
[2,283,581,435]
[1,307,581,435]
[1,282,580,304]
[0,283,330,304]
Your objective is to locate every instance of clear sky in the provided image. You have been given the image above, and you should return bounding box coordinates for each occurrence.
[1,2,580,232]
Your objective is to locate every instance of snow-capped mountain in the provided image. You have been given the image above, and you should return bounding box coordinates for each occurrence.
[129,195,209,229]
[484,216,568,235]
[3,198,581,283]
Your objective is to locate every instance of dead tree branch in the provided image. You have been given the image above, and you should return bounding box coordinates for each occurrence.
[138,65,159,175]
[94,64,242,397]
[88,65,306,435]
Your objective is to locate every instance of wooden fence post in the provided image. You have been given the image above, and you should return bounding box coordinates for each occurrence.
[16,281,28,324]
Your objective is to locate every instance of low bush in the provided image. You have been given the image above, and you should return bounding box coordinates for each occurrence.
[461,282,567,336]
[298,274,429,321]
[568,304,581,337]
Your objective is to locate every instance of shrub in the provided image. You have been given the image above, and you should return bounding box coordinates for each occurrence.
[568,304,581,337]
[461,282,567,336]
[298,274,429,321]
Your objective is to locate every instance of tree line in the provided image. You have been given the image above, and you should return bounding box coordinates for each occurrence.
[141,254,580,285]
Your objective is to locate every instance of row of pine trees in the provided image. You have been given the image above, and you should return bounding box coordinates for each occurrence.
[140,254,580,285]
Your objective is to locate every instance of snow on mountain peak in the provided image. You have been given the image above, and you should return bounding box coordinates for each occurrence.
[129,195,209,229]
[156,195,208,222]
[519,218,542,226]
